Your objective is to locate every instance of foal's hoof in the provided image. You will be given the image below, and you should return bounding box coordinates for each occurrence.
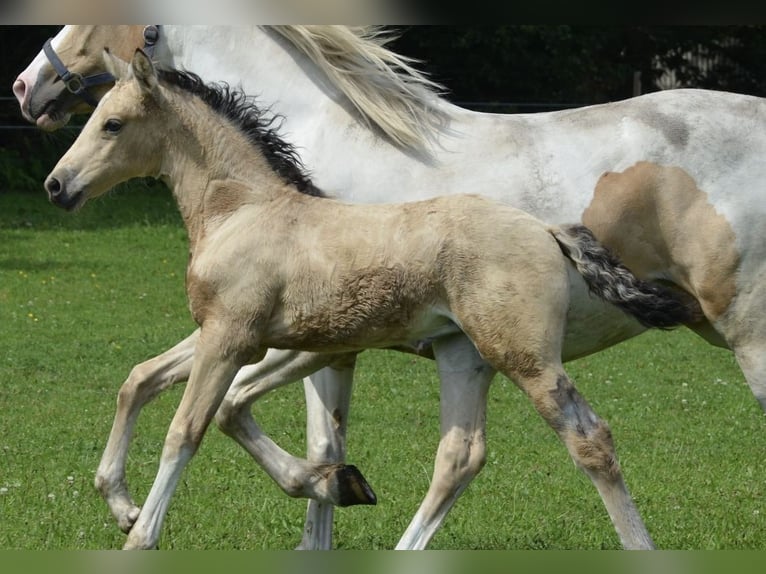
[333,464,377,507]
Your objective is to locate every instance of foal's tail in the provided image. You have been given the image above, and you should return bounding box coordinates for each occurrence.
[551,224,700,329]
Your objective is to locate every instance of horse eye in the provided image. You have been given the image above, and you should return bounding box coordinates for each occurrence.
[104,119,123,134]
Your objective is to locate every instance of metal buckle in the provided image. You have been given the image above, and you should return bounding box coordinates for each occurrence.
[144,25,159,46]
[64,72,85,95]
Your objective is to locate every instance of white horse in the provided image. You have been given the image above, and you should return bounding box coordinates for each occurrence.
[45,48,697,549]
[15,26,766,549]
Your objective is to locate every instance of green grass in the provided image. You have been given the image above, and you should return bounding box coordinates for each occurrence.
[0,187,764,550]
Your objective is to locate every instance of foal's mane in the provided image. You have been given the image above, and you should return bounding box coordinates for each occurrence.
[157,68,324,197]
[269,25,449,152]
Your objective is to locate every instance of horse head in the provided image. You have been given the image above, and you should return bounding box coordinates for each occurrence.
[13,26,153,131]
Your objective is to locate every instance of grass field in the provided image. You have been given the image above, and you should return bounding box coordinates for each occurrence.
[0,186,764,550]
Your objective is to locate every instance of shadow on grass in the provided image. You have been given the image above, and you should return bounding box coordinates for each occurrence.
[0,255,122,273]
[0,257,70,272]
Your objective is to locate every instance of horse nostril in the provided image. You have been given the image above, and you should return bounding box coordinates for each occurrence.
[45,176,61,196]
[12,78,26,105]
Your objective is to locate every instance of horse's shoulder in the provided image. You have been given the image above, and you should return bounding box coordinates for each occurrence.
[202,179,253,222]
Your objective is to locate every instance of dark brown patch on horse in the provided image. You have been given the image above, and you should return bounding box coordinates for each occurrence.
[203,180,251,222]
[564,422,620,479]
[186,271,219,325]
[550,375,620,479]
[332,408,343,429]
[506,349,544,380]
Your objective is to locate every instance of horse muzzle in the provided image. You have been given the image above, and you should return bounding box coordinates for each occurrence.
[14,75,77,131]
[44,173,85,211]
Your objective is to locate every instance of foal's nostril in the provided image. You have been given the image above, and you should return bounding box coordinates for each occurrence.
[45,176,62,196]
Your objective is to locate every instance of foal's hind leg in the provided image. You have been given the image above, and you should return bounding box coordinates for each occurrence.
[513,365,654,549]
[215,351,375,512]
[396,333,496,550]
[95,331,199,533]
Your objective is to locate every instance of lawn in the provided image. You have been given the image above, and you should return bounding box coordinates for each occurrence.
[0,186,764,550]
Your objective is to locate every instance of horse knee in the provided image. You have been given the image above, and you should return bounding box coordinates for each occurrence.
[562,420,620,479]
[436,432,487,485]
[213,397,242,436]
[117,364,150,405]
[451,441,486,480]
[531,373,620,479]
[465,442,487,478]
[120,355,185,406]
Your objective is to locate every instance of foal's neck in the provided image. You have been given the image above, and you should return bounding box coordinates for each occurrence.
[160,93,302,241]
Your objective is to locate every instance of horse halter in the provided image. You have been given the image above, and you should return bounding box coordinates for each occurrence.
[42,25,161,107]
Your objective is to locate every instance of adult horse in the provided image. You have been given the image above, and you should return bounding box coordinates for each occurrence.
[15,26,766,549]
[45,49,695,549]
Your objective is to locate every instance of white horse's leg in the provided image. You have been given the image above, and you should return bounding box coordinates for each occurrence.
[735,344,766,411]
[123,330,251,550]
[297,359,357,550]
[215,351,375,511]
[396,333,495,550]
[719,282,766,411]
[95,330,199,533]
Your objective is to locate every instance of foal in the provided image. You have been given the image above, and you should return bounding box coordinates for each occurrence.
[45,50,696,550]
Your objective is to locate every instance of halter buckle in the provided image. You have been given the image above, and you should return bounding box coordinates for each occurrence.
[144,25,160,47]
[63,72,86,95]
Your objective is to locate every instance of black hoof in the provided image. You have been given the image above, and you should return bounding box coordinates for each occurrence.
[335,464,377,507]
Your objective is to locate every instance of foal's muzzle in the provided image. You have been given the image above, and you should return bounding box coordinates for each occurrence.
[44,174,83,211]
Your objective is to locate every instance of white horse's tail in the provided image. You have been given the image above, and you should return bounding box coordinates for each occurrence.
[551,224,701,329]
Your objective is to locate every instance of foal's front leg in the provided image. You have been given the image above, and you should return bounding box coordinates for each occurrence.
[122,329,257,550]
[95,331,199,533]
[96,327,355,538]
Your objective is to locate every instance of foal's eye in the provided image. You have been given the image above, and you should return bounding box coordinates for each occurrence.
[103,119,123,134]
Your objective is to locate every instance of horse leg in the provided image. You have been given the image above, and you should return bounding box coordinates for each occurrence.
[733,336,766,413]
[95,330,198,533]
[396,333,495,550]
[714,282,766,411]
[513,365,654,549]
[214,351,374,510]
[298,359,357,550]
[123,327,252,550]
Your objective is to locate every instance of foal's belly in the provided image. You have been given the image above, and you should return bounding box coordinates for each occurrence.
[264,303,460,353]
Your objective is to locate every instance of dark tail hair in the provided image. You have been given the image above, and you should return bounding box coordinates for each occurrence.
[550,224,701,329]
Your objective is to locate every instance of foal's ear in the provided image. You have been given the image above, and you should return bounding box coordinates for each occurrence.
[130,48,159,95]
[102,48,129,81]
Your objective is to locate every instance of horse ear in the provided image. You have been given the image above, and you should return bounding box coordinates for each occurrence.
[130,48,159,95]
[102,48,129,81]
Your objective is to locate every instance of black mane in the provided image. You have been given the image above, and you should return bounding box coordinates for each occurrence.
[156,68,324,197]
